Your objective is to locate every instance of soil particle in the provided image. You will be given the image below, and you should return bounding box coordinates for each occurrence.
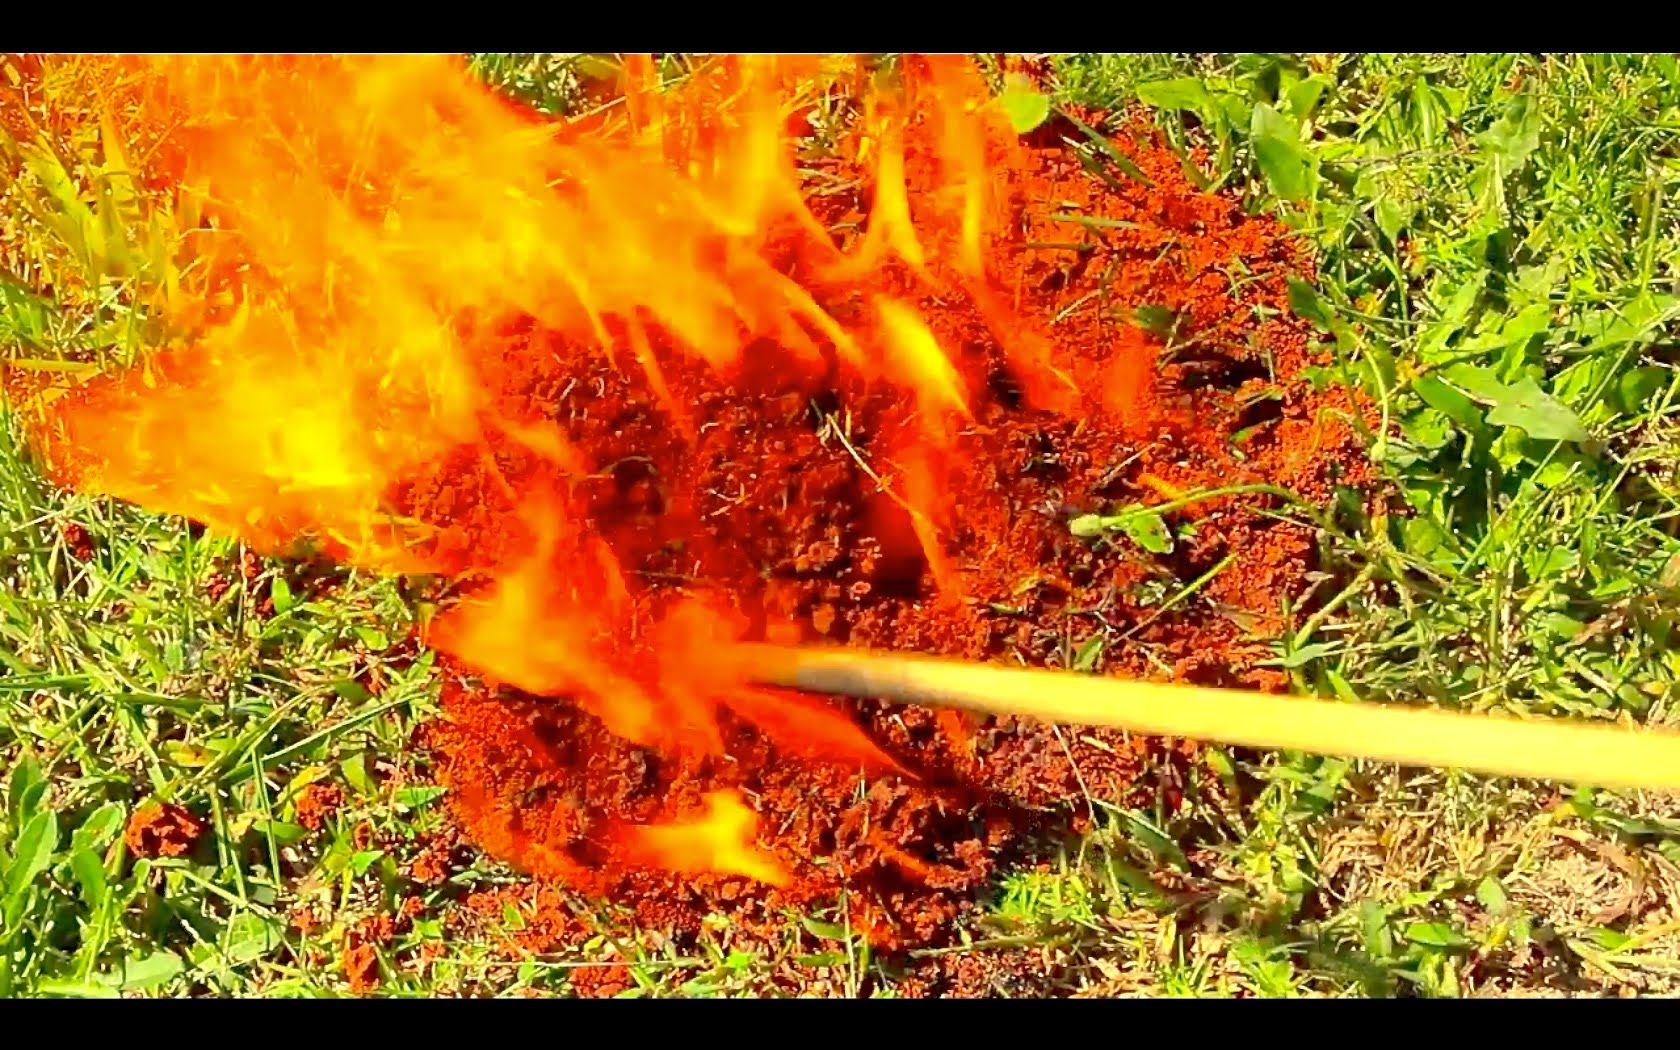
[59,521,95,562]
[294,782,343,832]
[341,912,397,995]
[124,801,204,860]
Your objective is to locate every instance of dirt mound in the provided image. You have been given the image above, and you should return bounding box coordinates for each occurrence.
[412,111,1373,964]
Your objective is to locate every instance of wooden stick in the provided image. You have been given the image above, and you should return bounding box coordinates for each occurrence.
[737,643,1680,792]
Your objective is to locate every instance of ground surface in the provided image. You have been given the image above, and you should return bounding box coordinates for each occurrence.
[3,53,1680,998]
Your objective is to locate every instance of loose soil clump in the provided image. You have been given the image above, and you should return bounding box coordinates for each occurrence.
[124,801,205,860]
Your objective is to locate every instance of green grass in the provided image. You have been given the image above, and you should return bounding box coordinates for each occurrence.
[3,53,1680,997]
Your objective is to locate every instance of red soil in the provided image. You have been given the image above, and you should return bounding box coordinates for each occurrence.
[293,782,344,832]
[124,801,204,860]
[406,110,1374,977]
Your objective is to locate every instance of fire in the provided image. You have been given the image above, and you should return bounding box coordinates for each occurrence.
[617,791,792,888]
[16,54,1140,886]
[421,491,667,749]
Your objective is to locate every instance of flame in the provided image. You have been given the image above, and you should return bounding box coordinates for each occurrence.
[17,54,1149,884]
[423,492,669,749]
[874,298,970,423]
[618,790,791,888]
[721,687,908,777]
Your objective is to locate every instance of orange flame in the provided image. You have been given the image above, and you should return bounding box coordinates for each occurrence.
[422,491,671,749]
[18,54,1145,884]
[617,791,792,888]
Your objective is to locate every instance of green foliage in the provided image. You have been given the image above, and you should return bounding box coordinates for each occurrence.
[1043,51,1680,996]
[999,73,1053,134]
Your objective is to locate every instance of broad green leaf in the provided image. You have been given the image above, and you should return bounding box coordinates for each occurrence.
[1204,748,1236,783]
[1230,936,1297,996]
[352,626,389,650]
[794,951,847,968]
[395,785,447,810]
[1268,642,1337,669]
[351,849,384,876]
[801,917,852,943]
[1577,292,1678,348]
[331,679,372,705]
[1132,304,1177,338]
[1404,921,1472,949]
[1119,810,1189,871]
[1401,409,1455,451]
[269,576,294,615]
[1135,78,1209,114]
[1073,634,1105,673]
[1475,876,1509,914]
[1477,94,1541,173]
[33,979,121,999]
[1361,901,1394,959]
[219,912,285,966]
[1435,83,1468,119]
[163,739,216,767]
[1436,363,1588,443]
[251,819,308,846]
[8,753,45,828]
[18,143,105,272]
[1511,258,1568,306]
[340,754,376,797]
[1250,103,1315,203]
[1409,81,1442,147]
[4,810,60,902]
[1284,76,1327,121]
[112,950,185,991]
[1302,758,1349,808]
[1499,303,1552,348]
[96,108,143,262]
[1540,612,1584,641]
[1440,363,1508,404]
[1412,376,1481,429]
[501,901,526,929]
[1403,516,1448,560]
[70,802,125,854]
[1118,510,1173,554]
[998,74,1051,135]
[1287,277,1333,330]
[1374,195,1410,244]
[1615,366,1670,414]
[70,847,107,909]
[1072,507,1175,552]
[1523,545,1579,582]
[1216,93,1251,130]
[1485,377,1589,443]
[1069,514,1106,538]
[0,276,59,350]
[98,109,134,193]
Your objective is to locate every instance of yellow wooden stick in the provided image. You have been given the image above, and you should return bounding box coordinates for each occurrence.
[737,643,1680,792]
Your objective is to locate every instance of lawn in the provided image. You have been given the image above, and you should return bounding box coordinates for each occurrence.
[2,53,1679,998]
